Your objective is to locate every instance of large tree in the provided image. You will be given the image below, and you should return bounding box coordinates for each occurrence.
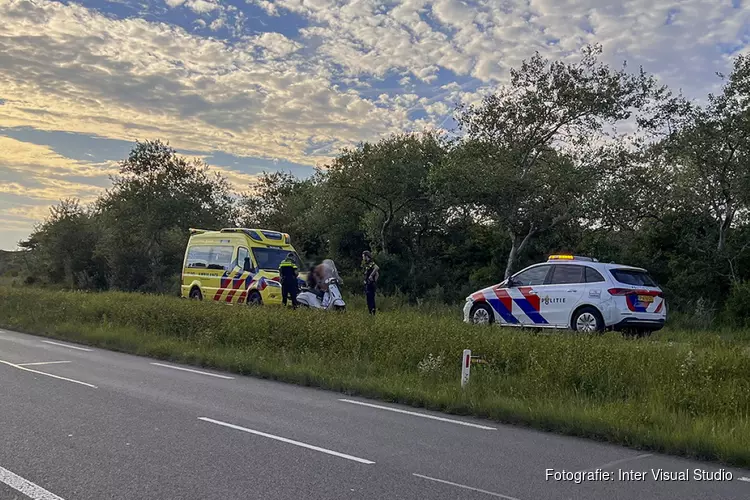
[96,140,235,291]
[325,132,446,254]
[435,45,663,279]
[665,55,750,255]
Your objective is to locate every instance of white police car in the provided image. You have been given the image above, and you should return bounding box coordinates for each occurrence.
[463,255,666,334]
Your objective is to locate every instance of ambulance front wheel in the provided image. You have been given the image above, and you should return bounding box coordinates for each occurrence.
[189,287,203,301]
[247,291,263,306]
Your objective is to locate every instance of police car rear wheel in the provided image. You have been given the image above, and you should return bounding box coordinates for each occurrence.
[572,307,604,333]
[470,303,493,325]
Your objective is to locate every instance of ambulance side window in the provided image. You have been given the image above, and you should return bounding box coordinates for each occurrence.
[186,246,210,268]
[236,247,252,271]
[208,246,233,270]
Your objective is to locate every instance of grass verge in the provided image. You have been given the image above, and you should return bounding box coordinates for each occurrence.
[1,286,749,467]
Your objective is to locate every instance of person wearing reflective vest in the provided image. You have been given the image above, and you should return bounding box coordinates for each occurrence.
[279,253,299,308]
[362,251,380,315]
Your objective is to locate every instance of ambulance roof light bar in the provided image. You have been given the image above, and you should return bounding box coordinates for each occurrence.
[548,255,599,262]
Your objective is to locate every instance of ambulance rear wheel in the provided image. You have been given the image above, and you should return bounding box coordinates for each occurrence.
[247,292,262,306]
[189,287,203,301]
[470,302,494,325]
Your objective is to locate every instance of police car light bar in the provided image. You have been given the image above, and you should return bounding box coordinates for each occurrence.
[548,255,598,262]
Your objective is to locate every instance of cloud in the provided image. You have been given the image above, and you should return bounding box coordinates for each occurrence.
[0,0,748,248]
[186,0,220,14]
[0,0,434,169]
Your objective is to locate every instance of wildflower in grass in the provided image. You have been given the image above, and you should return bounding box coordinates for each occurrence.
[418,353,443,376]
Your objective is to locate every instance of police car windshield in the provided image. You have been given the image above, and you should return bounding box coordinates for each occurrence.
[253,248,300,270]
[610,269,657,287]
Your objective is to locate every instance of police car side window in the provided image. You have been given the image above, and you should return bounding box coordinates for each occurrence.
[512,265,551,286]
[585,267,605,283]
[548,265,584,284]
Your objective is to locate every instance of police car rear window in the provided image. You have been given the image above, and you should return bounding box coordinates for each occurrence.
[610,269,657,287]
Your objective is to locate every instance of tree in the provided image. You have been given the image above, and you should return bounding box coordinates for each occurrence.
[20,199,106,288]
[238,171,328,261]
[326,132,446,254]
[96,140,235,291]
[665,55,750,255]
[436,46,662,278]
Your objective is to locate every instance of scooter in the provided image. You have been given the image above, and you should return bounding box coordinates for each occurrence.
[296,259,346,311]
[297,278,346,311]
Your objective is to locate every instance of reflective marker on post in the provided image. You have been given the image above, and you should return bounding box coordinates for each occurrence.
[461,349,471,388]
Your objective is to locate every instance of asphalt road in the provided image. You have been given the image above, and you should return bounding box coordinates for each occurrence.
[0,328,748,500]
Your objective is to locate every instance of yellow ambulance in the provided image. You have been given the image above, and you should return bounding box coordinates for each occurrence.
[181,228,303,305]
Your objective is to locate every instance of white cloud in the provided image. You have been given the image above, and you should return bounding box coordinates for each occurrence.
[254,32,303,57]
[0,0,748,177]
[186,0,220,14]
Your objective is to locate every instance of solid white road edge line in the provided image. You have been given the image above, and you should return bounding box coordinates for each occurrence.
[339,399,497,430]
[0,465,66,500]
[198,417,375,465]
[41,340,92,352]
[150,363,234,380]
[0,360,97,389]
[412,473,521,499]
[17,361,72,367]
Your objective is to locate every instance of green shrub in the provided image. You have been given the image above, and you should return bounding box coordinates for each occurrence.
[723,281,750,327]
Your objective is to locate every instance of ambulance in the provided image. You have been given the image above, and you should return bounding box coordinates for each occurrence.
[463,255,667,335]
[181,228,304,305]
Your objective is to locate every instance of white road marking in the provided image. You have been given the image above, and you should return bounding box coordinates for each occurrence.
[198,417,375,465]
[150,362,234,380]
[17,361,72,367]
[0,360,97,389]
[739,477,750,483]
[41,340,92,352]
[580,454,653,472]
[412,473,520,499]
[339,399,497,430]
[0,465,66,500]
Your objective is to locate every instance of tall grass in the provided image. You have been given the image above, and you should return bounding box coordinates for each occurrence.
[0,286,748,467]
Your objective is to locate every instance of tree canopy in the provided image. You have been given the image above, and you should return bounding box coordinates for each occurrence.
[16,48,750,321]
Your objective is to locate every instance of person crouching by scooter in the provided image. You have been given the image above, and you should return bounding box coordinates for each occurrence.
[362,251,379,315]
[307,265,325,300]
[279,253,299,309]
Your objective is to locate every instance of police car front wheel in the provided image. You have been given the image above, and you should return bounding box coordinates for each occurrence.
[572,307,604,333]
[470,303,494,325]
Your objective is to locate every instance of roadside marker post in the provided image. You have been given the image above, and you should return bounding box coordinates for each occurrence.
[461,349,471,388]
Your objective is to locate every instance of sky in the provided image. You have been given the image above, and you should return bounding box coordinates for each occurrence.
[0,0,748,250]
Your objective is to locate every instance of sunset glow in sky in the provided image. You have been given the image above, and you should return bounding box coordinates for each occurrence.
[0,0,748,249]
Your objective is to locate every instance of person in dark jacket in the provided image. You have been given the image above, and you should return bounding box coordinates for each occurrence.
[279,253,299,308]
[362,251,379,315]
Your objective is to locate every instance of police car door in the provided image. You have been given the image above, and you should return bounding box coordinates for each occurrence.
[506,265,553,327]
[542,264,586,327]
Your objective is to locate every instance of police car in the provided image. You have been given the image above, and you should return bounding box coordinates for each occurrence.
[463,255,666,334]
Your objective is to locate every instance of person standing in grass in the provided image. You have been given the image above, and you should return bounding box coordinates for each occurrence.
[279,252,299,309]
[362,251,380,315]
